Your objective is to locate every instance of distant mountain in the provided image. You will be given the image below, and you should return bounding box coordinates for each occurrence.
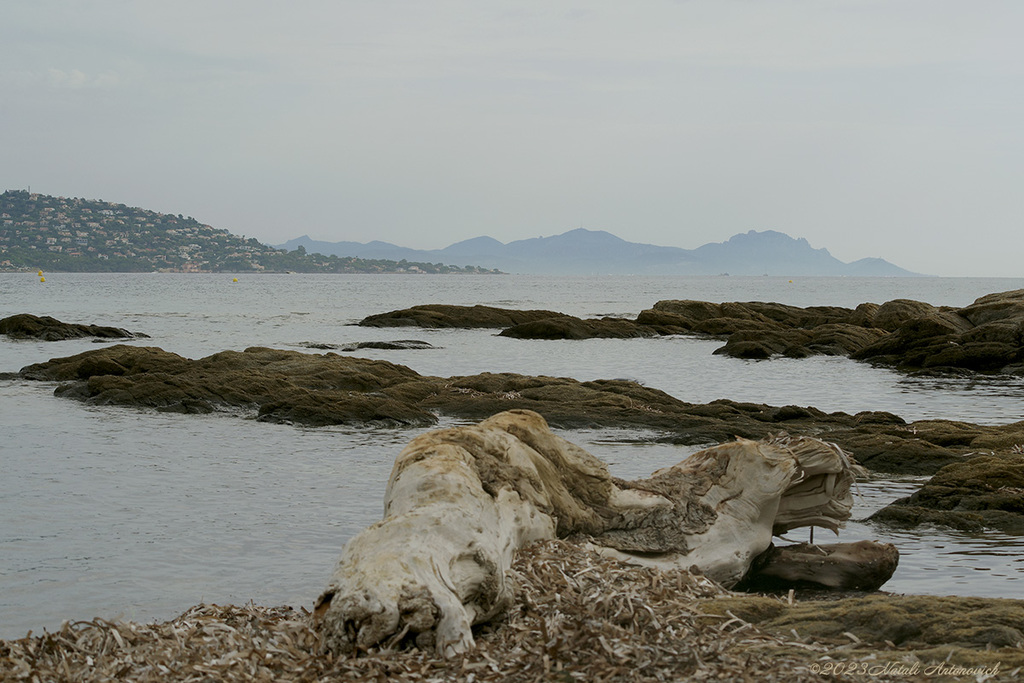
[277,228,919,276]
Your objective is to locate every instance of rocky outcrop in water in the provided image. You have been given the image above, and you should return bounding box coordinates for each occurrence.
[19,344,1024,475]
[499,316,656,339]
[359,290,1024,373]
[869,453,1024,533]
[852,290,1024,373]
[0,313,146,341]
[296,340,436,351]
[637,300,891,359]
[359,304,566,328]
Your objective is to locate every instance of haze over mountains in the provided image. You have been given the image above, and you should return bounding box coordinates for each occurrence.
[277,229,919,276]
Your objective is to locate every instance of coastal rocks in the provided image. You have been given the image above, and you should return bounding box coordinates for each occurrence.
[361,290,1024,373]
[712,324,887,360]
[636,300,857,335]
[498,316,656,339]
[314,410,889,656]
[20,345,438,426]
[736,541,900,592]
[853,290,1024,373]
[19,344,1024,475]
[360,304,657,340]
[296,340,437,351]
[637,298,949,361]
[359,304,566,328]
[869,453,1024,533]
[0,313,146,341]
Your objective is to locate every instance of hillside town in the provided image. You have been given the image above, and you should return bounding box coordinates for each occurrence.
[0,190,498,274]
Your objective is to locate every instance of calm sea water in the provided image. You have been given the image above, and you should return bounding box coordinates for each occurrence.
[1,273,1023,639]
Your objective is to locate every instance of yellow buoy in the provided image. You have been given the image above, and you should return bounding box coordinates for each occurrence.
[40,276,45,282]
[38,270,43,276]
[232,277,238,282]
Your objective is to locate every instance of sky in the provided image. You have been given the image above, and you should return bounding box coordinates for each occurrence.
[3,1,1022,277]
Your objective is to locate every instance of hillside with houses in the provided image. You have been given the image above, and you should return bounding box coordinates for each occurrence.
[0,191,499,274]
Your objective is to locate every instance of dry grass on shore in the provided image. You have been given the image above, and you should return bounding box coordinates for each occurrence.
[1,540,1018,682]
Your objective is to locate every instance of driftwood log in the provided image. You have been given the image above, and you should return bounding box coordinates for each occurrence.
[314,409,897,656]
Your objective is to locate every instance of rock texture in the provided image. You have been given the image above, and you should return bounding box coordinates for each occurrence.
[360,289,1024,373]
[20,345,438,426]
[314,410,890,656]
[359,304,566,328]
[0,313,146,341]
[702,592,1024,664]
[499,316,657,340]
[869,453,1024,533]
[19,344,1024,475]
[296,340,436,351]
[852,290,1024,373]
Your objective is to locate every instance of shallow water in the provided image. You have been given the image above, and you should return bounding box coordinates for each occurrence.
[1,273,1023,639]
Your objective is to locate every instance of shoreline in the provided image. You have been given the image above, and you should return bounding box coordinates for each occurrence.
[3,540,1021,682]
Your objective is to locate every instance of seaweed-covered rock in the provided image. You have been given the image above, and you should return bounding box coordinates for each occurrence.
[20,345,436,426]
[869,453,1024,533]
[703,593,1024,665]
[19,344,1024,476]
[0,313,146,341]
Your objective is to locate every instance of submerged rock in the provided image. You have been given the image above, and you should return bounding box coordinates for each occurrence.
[869,453,1024,533]
[0,313,146,341]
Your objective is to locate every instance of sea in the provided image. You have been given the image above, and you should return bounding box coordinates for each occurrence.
[2,272,1023,640]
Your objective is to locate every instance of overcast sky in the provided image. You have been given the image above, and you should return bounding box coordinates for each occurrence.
[3,1,1022,276]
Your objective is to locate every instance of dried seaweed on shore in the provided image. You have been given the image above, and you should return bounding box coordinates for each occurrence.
[0,539,1009,682]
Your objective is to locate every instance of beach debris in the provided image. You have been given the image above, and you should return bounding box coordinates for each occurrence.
[5,540,1020,681]
[0,542,887,682]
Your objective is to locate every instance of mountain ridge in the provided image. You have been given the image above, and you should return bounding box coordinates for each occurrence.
[277,228,919,276]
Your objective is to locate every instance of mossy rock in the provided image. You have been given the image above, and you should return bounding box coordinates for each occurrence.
[704,593,1024,670]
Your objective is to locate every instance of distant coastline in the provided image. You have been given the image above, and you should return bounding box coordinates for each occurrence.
[3,189,917,276]
[0,190,500,275]
[277,228,921,277]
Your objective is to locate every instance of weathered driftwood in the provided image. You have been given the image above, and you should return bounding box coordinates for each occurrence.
[315,409,895,656]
